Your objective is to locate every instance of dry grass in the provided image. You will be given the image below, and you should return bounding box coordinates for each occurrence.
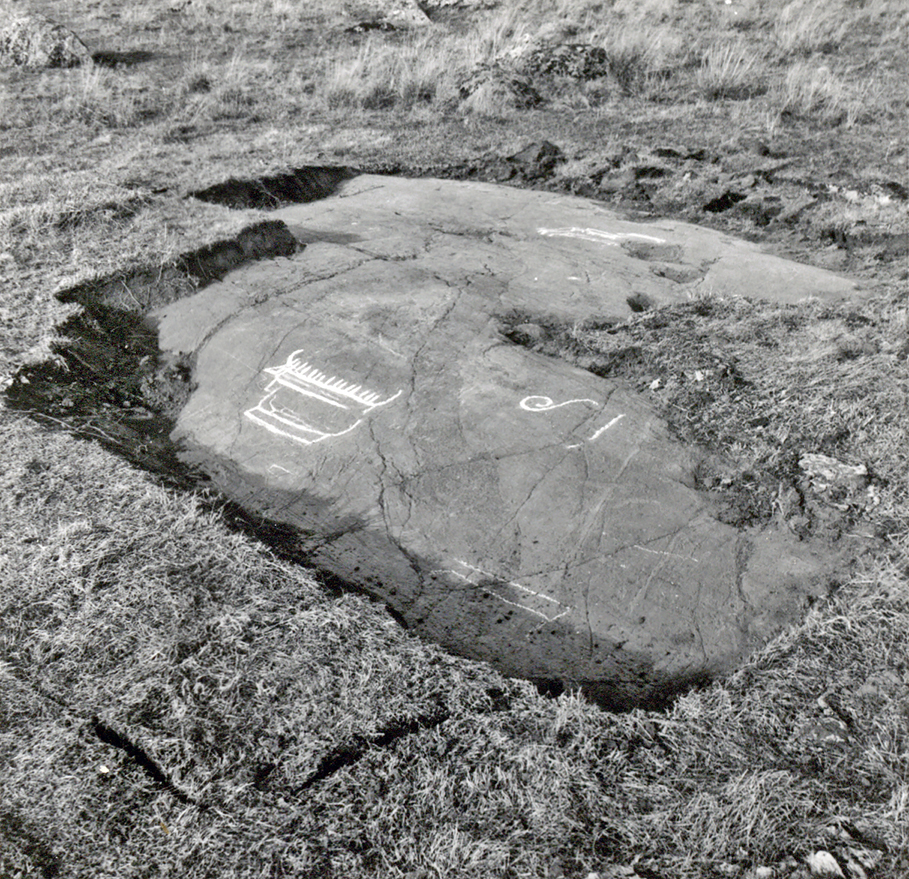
[599,22,686,96]
[322,33,455,111]
[773,62,852,125]
[773,0,851,57]
[697,40,765,101]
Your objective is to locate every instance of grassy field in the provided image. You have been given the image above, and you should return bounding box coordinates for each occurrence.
[1,1,907,877]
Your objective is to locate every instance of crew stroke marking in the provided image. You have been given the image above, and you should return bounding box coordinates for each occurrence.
[589,413,626,441]
[435,559,572,623]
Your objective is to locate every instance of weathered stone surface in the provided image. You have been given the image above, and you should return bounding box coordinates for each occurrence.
[153,175,859,707]
[343,0,431,27]
[0,12,91,68]
[470,140,565,184]
[457,64,544,112]
[519,43,612,80]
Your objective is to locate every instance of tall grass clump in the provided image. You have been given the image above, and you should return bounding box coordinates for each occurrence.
[774,62,862,126]
[321,35,456,111]
[465,5,538,66]
[205,48,266,119]
[600,23,685,95]
[697,40,765,100]
[60,62,152,128]
[773,0,850,57]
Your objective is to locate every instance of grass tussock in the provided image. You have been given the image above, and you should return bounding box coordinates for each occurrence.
[773,0,851,57]
[773,61,877,126]
[322,35,453,111]
[61,62,148,126]
[697,40,765,101]
[599,22,686,96]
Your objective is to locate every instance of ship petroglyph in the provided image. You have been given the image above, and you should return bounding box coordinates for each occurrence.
[244,350,402,445]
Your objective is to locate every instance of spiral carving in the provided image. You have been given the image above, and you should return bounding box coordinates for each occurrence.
[519,395,598,412]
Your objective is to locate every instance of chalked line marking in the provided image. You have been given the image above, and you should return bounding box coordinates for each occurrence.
[245,349,402,445]
[537,227,666,245]
[589,413,626,441]
[520,396,625,442]
[435,559,572,623]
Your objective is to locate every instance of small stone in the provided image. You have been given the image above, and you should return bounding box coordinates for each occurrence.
[457,65,543,112]
[772,197,817,226]
[519,43,611,80]
[807,851,845,877]
[802,717,851,747]
[514,323,544,341]
[799,453,869,493]
[755,868,774,879]
[597,169,636,194]
[507,141,564,180]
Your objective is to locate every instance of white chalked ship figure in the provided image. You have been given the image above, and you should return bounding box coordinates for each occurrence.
[245,349,402,445]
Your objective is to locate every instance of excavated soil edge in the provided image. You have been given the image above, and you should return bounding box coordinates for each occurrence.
[4,165,861,711]
[189,165,357,210]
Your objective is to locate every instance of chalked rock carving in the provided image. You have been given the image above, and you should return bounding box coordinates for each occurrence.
[245,351,402,445]
[155,174,858,708]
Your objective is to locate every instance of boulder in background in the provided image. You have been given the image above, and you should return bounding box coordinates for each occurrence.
[0,12,91,68]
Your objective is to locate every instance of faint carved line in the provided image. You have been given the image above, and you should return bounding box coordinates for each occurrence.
[633,545,699,563]
[434,559,573,623]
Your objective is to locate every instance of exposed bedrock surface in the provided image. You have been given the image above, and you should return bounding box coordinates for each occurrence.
[154,175,859,708]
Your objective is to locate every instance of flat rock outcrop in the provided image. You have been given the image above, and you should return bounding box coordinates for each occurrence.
[0,13,91,68]
[153,175,858,707]
[344,0,431,27]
